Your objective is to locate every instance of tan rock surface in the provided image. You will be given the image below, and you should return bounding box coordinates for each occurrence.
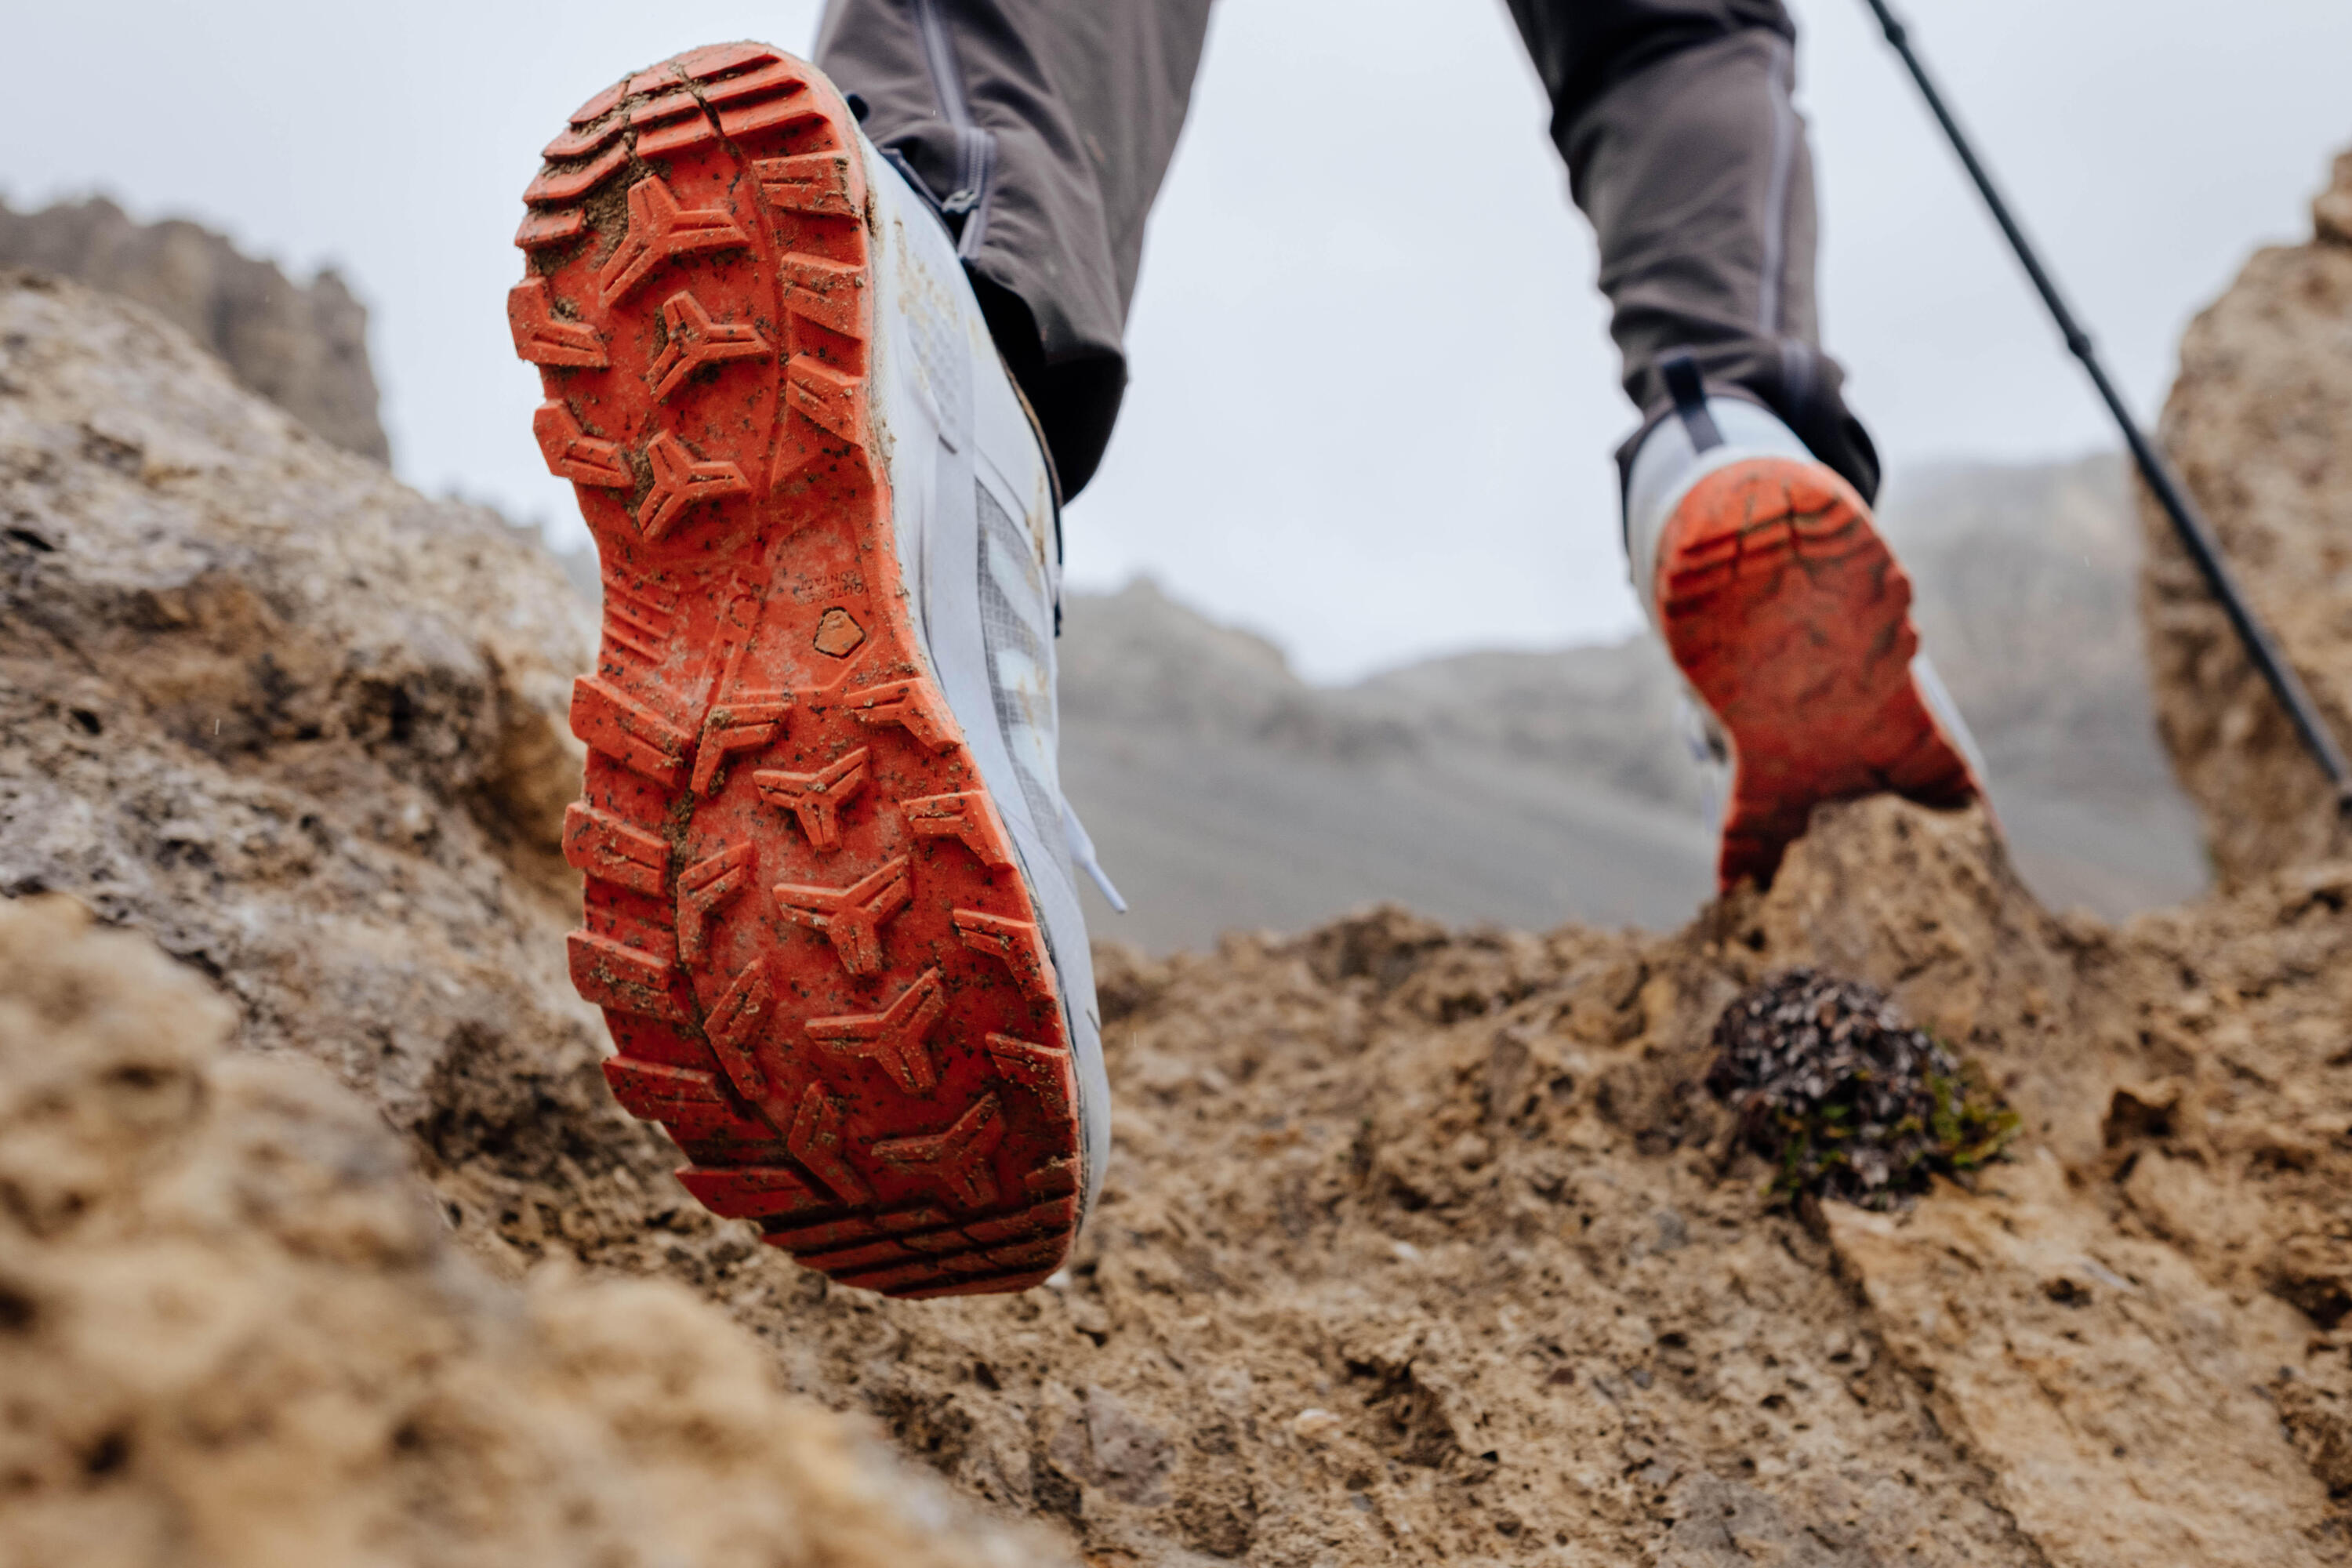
[2140,147,2352,880]
[0,895,1068,1568]
[1830,1156,2323,1567]
[9,269,2352,1565]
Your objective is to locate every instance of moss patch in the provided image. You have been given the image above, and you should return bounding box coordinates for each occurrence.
[1705,968,2017,1209]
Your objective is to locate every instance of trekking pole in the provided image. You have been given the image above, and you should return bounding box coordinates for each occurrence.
[1859,0,2352,818]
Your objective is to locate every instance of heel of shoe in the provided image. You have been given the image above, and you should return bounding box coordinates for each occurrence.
[1657,458,1980,891]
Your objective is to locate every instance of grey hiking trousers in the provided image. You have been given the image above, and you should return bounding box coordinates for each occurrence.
[815,0,1878,506]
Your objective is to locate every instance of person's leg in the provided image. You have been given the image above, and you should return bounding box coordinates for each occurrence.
[817,0,1216,499]
[1506,1,1982,891]
[1503,0,1876,502]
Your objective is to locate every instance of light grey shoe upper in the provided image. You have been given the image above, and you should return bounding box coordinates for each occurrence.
[861,131,1112,1221]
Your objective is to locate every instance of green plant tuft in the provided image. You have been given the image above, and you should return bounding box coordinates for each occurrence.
[1707,969,2019,1210]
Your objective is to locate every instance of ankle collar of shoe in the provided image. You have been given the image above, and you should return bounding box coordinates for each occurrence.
[1623,395,1817,630]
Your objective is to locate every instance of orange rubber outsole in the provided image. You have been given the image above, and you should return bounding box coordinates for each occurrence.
[1656,457,1979,892]
[512,42,1080,1298]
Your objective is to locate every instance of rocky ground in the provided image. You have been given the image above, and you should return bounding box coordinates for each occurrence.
[0,895,1065,1568]
[5,147,2352,1567]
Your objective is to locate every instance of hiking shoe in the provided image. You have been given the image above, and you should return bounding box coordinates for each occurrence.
[511,42,1108,1297]
[1624,369,1984,892]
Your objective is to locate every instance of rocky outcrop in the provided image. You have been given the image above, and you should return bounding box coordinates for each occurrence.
[2141,148,2352,880]
[0,894,1068,1567]
[9,269,2352,1566]
[0,270,593,1156]
[0,196,389,462]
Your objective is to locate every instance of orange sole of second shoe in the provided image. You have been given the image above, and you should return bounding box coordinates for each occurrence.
[512,42,1079,1298]
[1657,458,1977,892]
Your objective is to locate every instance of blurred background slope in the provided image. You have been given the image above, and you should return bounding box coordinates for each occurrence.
[1057,452,2205,948]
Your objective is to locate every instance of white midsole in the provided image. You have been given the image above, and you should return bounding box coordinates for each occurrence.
[860,136,1110,1221]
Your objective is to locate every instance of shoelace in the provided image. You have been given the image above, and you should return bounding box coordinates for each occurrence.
[1059,799,1127,913]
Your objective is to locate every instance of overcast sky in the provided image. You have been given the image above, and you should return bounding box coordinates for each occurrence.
[5,1,2348,678]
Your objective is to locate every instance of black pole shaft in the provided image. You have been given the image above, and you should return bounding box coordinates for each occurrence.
[1859,0,2352,816]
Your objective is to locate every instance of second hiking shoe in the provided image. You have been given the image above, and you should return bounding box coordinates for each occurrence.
[511,42,1106,1298]
[1624,372,1984,892]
